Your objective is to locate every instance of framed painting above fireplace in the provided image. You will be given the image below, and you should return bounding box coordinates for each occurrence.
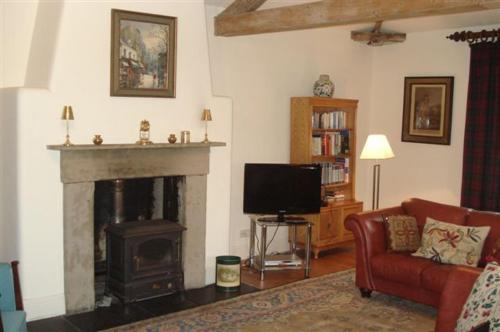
[110,9,177,98]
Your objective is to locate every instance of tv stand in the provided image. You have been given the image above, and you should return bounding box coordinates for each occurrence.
[256,215,306,223]
[249,216,312,281]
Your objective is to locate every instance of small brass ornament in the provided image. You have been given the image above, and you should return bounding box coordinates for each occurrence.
[93,134,103,145]
[136,119,153,145]
[168,134,177,144]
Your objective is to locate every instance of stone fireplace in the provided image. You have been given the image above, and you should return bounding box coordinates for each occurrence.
[47,142,224,314]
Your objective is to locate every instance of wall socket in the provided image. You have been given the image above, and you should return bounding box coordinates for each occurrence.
[240,229,250,238]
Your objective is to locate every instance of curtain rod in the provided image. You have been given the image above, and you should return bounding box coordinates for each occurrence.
[447,29,500,44]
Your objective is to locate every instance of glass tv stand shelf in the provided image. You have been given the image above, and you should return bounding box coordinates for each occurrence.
[249,216,313,281]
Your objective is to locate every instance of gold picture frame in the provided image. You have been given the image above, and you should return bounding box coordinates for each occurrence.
[402,76,454,145]
[110,9,177,98]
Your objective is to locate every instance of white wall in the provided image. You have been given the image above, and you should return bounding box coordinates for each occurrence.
[0,1,39,88]
[206,3,500,259]
[205,5,373,256]
[367,23,500,208]
[3,0,499,320]
[1,0,232,320]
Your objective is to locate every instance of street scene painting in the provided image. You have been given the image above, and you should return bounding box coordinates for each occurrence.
[402,77,454,145]
[111,9,176,98]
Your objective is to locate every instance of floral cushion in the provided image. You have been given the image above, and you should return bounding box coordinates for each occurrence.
[412,217,490,266]
[385,215,420,252]
[456,263,500,332]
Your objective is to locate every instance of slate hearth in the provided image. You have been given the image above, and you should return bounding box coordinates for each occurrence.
[28,284,259,332]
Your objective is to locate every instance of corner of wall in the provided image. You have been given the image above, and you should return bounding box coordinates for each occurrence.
[24,1,64,88]
[0,88,20,262]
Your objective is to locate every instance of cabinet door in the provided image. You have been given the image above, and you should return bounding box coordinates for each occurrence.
[319,208,342,241]
[342,203,363,240]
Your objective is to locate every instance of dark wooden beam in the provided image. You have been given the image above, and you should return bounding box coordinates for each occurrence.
[215,0,500,37]
[217,0,268,17]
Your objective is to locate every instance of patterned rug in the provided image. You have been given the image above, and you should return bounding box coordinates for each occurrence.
[103,270,436,332]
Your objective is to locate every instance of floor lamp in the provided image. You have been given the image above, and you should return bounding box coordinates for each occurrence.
[360,134,395,210]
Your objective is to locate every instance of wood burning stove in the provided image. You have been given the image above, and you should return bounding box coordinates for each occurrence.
[106,220,186,303]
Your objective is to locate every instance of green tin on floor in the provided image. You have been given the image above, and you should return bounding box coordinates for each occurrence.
[216,255,241,292]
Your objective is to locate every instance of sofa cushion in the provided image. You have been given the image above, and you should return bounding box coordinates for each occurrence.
[456,263,500,332]
[467,210,500,265]
[371,252,434,287]
[385,215,420,252]
[402,198,469,234]
[421,264,454,293]
[413,217,490,267]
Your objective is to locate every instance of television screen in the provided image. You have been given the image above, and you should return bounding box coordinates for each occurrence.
[243,163,321,219]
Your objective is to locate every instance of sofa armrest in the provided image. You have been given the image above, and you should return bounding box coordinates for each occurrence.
[434,267,481,332]
[344,206,404,290]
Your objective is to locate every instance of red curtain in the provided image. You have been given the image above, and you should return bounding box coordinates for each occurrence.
[461,41,500,211]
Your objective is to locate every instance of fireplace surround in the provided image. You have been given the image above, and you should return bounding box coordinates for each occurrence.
[47,142,225,314]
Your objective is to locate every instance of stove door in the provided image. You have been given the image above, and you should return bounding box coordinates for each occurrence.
[131,233,181,278]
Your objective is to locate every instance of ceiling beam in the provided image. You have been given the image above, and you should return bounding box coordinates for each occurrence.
[215,0,500,36]
[351,21,406,46]
[217,0,268,17]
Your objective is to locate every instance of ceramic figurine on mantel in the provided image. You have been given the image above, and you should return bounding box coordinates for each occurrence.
[313,74,335,98]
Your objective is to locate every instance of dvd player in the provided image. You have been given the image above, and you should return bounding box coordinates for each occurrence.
[254,254,302,267]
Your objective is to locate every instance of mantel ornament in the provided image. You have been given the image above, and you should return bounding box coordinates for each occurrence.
[137,119,153,145]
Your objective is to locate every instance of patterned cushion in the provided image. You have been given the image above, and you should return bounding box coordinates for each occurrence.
[456,263,500,332]
[385,215,420,252]
[412,217,490,266]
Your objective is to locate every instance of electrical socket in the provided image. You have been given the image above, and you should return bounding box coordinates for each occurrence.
[240,229,250,238]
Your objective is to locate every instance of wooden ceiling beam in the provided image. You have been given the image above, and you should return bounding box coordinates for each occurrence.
[215,0,500,37]
[217,0,268,17]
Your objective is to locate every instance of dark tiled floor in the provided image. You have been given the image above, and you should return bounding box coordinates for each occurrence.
[27,284,259,332]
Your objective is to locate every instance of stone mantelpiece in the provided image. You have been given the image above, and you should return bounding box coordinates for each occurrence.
[47,142,225,314]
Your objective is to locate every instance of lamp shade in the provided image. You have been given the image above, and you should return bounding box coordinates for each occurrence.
[201,108,212,121]
[360,134,395,160]
[61,106,74,120]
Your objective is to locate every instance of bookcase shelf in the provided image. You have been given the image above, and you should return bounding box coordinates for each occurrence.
[311,154,349,162]
[312,128,352,133]
[290,97,363,258]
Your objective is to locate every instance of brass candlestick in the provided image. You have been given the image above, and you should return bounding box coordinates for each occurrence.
[201,108,212,143]
[61,105,74,146]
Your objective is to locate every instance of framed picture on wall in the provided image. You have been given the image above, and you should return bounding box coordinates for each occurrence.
[110,9,177,98]
[401,76,454,145]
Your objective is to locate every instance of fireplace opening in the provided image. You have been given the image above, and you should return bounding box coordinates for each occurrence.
[93,176,184,302]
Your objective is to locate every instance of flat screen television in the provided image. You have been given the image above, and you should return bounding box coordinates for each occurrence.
[243,163,321,221]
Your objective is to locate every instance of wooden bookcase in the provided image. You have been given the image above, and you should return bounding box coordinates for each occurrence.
[290,97,363,258]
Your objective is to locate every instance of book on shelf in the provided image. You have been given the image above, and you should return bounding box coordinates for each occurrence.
[319,158,349,185]
[311,131,350,157]
[312,110,347,130]
[324,189,346,203]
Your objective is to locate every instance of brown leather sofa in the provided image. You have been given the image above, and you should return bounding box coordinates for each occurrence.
[344,198,500,330]
[434,267,481,332]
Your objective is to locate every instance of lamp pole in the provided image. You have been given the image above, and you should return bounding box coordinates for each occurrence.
[372,163,380,210]
[360,134,395,211]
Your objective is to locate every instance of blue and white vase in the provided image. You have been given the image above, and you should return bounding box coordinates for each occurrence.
[313,74,334,98]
